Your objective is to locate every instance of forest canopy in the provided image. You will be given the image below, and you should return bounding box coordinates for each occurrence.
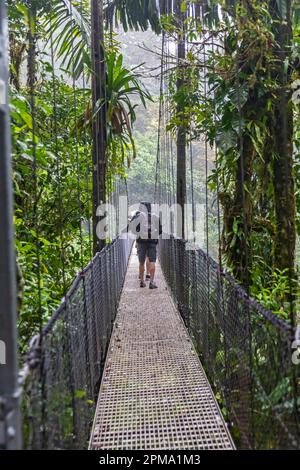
[7,0,300,348]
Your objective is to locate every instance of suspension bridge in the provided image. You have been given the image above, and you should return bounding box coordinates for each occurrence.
[1,0,300,451]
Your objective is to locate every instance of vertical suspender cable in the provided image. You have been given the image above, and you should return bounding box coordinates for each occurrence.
[175,0,187,240]
[163,14,170,211]
[166,1,177,234]
[187,6,196,243]
[201,6,212,370]
[154,31,165,204]
[164,3,175,209]
[163,43,169,208]
[80,0,93,258]
[163,67,167,206]
[211,28,229,409]
[203,40,209,258]
[211,39,223,269]
[234,5,254,446]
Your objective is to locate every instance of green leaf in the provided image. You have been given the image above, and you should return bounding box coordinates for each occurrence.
[233,218,239,235]
[19,111,33,129]
[276,0,287,19]
[75,390,87,399]
[229,84,249,109]
[181,2,187,13]
[216,129,237,154]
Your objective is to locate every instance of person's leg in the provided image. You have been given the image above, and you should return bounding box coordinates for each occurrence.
[137,242,147,287]
[146,257,151,280]
[147,243,158,289]
[139,262,145,283]
[148,262,155,281]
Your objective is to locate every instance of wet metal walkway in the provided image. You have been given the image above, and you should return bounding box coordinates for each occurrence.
[89,249,235,450]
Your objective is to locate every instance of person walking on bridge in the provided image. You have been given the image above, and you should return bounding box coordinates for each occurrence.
[130,202,162,289]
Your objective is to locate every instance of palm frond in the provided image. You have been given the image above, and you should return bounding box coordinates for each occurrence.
[45,0,91,79]
[104,0,161,33]
[104,50,153,165]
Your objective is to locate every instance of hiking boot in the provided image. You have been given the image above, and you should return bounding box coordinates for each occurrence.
[140,280,146,288]
[149,281,158,289]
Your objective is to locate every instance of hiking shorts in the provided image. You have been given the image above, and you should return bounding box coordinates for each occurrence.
[136,241,157,264]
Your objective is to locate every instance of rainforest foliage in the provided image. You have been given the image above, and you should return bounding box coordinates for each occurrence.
[8,0,152,347]
[164,0,300,319]
[7,0,300,347]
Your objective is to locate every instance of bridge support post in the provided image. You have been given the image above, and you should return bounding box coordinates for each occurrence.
[0,0,22,449]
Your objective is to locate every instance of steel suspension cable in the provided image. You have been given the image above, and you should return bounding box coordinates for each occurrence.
[164,22,170,210]
[200,9,213,377]
[166,2,175,214]
[211,38,223,270]
[209,27,230,408]
[203,41,209,258]
[165,17,176,210]
[234,8,254,446]
[154,31,165,205]
[162,40,169,208]
[187,12,196,243]
[165,5,176,233]
[189,139,196,242]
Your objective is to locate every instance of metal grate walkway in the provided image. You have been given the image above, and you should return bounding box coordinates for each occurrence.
[89,249,235,450]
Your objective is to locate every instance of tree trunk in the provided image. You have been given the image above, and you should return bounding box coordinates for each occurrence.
[221,106,255,288]
[232,130,254,286]
[91,0,107,254]
[270,0,296,280]
[222,66,258,287]
[273,101,296,275]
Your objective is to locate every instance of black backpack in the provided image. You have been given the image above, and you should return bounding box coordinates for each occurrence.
[136,211,160,241]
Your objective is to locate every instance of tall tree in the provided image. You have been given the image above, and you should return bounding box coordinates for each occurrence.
[269,0,296,282]
[91,0,107,253]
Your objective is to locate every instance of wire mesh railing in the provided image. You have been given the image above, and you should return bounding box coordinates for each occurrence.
[20,238,132,450]
[159,237,300,450]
